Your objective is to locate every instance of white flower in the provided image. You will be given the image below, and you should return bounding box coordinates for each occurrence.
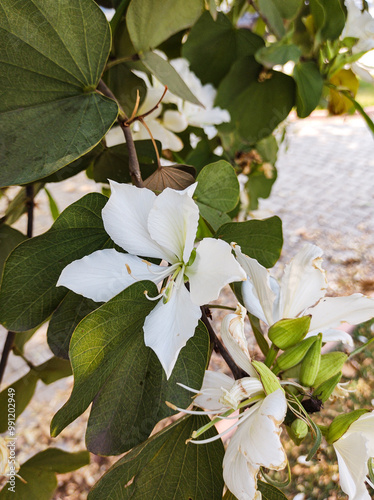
[233,243,374,346]
[175,305,287,500]
[333,411,374,499]
[329,381,355,401]
[57,181,245,378]
[342,0,374,82]
[0,436,20,477]
[105,56,230,151]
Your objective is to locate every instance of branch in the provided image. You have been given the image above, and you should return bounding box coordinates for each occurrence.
[0,184,35,387]
[97,79,144,187]
[200,306,247,380]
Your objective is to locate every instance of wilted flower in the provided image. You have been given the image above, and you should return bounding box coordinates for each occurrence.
[233,243,374,346]
[58,182,245,378]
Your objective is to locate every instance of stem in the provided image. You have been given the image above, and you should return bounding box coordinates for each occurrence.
[105,54,140,71]
[138,118,161,168]
[0,184,35,387]
[264,343,279,367]
[200,306,246,380]
[247,0,280,39]
[97,79,144,187]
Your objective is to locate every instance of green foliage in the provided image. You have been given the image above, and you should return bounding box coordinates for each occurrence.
[0,449,89,500]
[88,415,225,499]
[216,57,295,145]
[51,281,209,455]
[310,0,346,41]
[0,0,118,187]
[0,194,111,331]
[293,61,324,118]
[183,11,264,87]
[194,160,240,231]
[216,216,283,268]
[255,43,301,68]
[0,226,26,281]
[223,481,288,499]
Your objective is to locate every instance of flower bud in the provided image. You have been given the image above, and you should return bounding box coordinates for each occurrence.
[299,333,322,387]
[274,336,317,373]
[251,360,282,395]
[327,409,369,444]
[314,372,342,403]
[288,418,309,444]
[268,315,311,350]
[313,351,348,388]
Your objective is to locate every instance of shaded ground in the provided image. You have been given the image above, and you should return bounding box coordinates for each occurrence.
[1,110,374,499]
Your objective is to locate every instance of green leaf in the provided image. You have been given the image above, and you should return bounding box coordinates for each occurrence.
[34,357,72,385]
[327,409,369,444]
[216,57,295,144]
[185,139,222,174]
[0,0,118,187]
[215,216,283,268]
[0,449,89,500]
[88,140,160,184]
[0,225,26,281]
[140,51,201,105]
[103,63,147,116]
[255,44,301,68]
[258,480,289,499]
[47,292,100,360]
[293,61,324,118]
[309,0,345,41]
[127,0,203,52]
[258,0,286,38]
[44,188,60,221]
[0,193,112,332]
[270,0,303,19]
[194,160,240,230]
[51,282,209,455]
[182,11,264,87]
[245,163,278,211]
[88,415,224,499]
[0,371,39,433]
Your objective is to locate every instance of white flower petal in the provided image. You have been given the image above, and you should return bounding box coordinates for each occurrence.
[134,118,184,151]
[279,244,327,319]
[105,125,125,147]
[348,411,374,457]
[143,284,201,378]
[233,244,276,326]
[162,110,188,132]
[306,294,374,338]
[57,249,164,302]
[194,371,235,411]
[334,432,372,500]
[223,437,259,500]
[220,304,258,377]
[187,107,230,127]
[241,279,268,324]
[148,187,199,264]
[102,181,167,260]
[305,328,354,346]
[239,389,287,470]
[187,239,246,306]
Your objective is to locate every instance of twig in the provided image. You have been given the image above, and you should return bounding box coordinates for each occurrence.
[97,79,144,187]
[0,184,35,387]
[247,0,279,38]
[200,306,247,380]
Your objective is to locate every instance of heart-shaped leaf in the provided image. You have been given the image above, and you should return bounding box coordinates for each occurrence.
[0,0,118,187]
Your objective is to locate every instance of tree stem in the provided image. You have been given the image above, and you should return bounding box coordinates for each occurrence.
[0,184,35,387]
[200,306,247,380]
[97,79,144,187]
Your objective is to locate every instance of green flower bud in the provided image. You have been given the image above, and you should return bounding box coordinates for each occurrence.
[313,352,348,388]
[327,409,369,444]
[299,333,322,387]
[314,372,342,403]
[274,336,317,373]
[252,360,282,395]
[291,418,309,442]
[268,315,311,350]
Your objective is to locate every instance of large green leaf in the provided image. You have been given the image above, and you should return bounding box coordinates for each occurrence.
[127,0,203,52]
[141,51,201,105]
[215,216,283,268]
[51,281,209,455]
[0,0,118,187]
[216,57,295,145]
[255,43,301,68]
[182,11,264,87]
[0,193,111,332]
[0,226,26,281]
[293,61,324,118]
[88,415,224,499]
[258,0,286,38]
[0,449,89,500]
[310,0,345,41]
[47,292,100,360]
[270,0,303,19]
[194,160,240,231]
